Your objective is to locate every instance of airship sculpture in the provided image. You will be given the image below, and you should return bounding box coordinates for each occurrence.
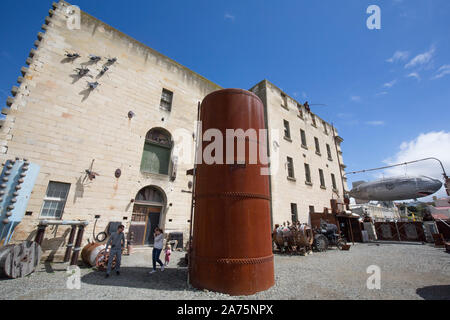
[349,175,442,202]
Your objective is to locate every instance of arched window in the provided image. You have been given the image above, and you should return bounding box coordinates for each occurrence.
[140,128,172,175]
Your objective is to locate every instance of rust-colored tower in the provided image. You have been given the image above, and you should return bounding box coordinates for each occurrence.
[189,89,275,295]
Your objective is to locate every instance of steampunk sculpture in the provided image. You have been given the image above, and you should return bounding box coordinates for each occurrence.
[189,89,275,295]
[272,222,314,254]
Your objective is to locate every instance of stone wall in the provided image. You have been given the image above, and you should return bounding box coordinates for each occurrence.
[0,1,221,259]
[251,80,348,225]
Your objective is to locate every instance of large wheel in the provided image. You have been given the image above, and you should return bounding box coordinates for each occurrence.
[0,241,41,279]
[313,234,328,252]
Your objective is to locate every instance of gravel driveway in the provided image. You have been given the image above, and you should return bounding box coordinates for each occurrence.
[1,242,449,300]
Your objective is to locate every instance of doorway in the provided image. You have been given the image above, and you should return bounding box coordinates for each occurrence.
[128,186,166,246]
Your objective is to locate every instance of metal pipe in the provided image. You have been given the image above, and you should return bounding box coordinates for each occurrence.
[344,157,447,178]
[331,124,346,198]
[70,225,85,266]
[63,225,77,263]
[39,220,89,226]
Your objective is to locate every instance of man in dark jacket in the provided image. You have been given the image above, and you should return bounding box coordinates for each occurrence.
[105,225,125,278]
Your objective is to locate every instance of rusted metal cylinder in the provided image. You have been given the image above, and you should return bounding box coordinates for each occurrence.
[190,88,274,295]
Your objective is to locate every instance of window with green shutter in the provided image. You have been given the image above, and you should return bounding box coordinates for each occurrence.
[140,129,172,175]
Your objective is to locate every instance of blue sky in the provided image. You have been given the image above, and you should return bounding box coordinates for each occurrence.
[1,0,449,195]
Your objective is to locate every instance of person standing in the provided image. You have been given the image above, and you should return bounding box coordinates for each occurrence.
[105,224,125,278]
[164,244,171,266]
[149,227,164,274]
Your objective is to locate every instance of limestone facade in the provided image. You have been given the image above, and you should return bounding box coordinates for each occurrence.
[0,1,347,259]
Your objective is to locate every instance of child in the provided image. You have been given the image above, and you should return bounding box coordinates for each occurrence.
[164,244,171,266]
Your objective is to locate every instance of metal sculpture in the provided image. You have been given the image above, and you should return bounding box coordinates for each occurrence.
[189,89,275,296]
[0,158,40,245]
[272,222,314,254]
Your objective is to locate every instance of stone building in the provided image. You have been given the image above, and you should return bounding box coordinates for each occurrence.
[0,1,347,258]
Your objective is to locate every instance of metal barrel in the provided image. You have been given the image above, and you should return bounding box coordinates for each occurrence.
[190,88,275,295]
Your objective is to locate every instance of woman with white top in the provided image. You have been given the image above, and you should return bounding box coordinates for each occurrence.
[149,227,165,274]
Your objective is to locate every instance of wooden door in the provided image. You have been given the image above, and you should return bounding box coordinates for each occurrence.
[144,207,161,245]
[129,205,161,245]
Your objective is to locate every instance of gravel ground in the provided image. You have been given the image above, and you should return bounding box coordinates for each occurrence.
[1,242,449,300]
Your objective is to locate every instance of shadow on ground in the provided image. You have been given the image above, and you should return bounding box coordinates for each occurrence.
[81,267,192,292]
[416,285,450,300]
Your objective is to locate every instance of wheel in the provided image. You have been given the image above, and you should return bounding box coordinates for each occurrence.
[313,234,328,252]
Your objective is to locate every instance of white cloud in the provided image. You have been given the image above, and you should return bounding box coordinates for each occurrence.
[405,46,435,69]
[407,72,420,81]
[224,13,235,21]
[383,79,397,88]
[386,51,409,63]
[376,91,388,96]
[366,121,385,126]
[350,95,361,102]
[383,131,450,199]
[432,65,450,79]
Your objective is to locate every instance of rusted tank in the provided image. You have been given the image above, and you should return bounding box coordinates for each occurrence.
[190,88,274,296]
[81,242,116,271]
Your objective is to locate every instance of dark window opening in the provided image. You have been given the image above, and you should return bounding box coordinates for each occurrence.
[287,157,295,178]
[160,89,173,111]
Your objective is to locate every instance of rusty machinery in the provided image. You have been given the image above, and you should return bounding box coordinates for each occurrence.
[189,89,275,296]
[272,222,314,254]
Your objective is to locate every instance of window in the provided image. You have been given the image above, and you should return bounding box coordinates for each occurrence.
[309,206,315,213]
[314,137,321,155]
[300,129,307,148]
[283,120,291,140]
[141,128,172,175]
[331,173,337,190]
[326,144,332,160]
[311,114,317,127]
[304,163,312,184]
[40,182,70,219]
[322,121,328,135]
[297,104,304,119]
[291,203,298,223]
[319,169,326,188]
[287,157,295,179]
[281,93,288,108]
[160,89,173,111]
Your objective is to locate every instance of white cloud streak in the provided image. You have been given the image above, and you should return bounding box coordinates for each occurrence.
[386,51,409,63]
[432,65,450,79]
[405,46,435,69]
[383,79,397,88]
[407,72,420,81]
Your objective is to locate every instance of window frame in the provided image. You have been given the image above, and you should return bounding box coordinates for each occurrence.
[160,88,173,112]
[300,129,307,148]
[326,143,333,160]
[287,156,295,179]
[283,120,291,140]
[331,173,337,190]
[40,181,71,219]
[291,203,298,223]
[314,137,321,155]
[304,163,312,185]
[319,169,326,189]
